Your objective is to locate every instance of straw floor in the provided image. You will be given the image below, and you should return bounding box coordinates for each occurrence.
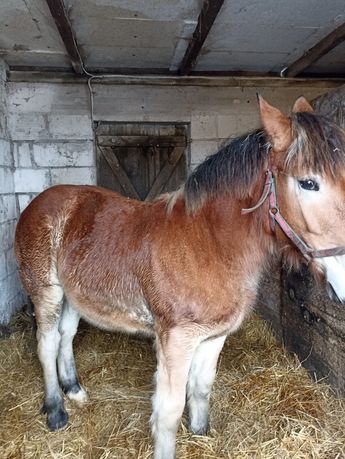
[1,310,345,459]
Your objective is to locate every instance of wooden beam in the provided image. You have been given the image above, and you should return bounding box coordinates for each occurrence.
[8,70,345,88]
[7,65,345,81]
[178,0,225,75]
[97,135,186,148]
[283,22,345,77]
[45,0,83,75]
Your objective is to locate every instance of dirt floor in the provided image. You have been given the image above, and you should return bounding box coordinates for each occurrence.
[0,311,345,459]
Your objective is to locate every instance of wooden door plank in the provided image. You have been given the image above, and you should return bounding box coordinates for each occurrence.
[154,146,160,182]
[98,135,187,147]
[147,146,156,188]
[145,147,184,201]
[99,146,140,199]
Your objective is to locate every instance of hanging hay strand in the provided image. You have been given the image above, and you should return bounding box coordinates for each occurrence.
[0,311,344,458]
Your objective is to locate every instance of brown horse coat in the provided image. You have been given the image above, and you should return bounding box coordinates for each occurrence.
[16,185,264,336]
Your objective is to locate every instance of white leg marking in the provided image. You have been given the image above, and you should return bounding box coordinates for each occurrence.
[187,334,226,435]
[37,322,62,402]
[151,329,200,459]
[58,302,88,404]
[66,386,88,404]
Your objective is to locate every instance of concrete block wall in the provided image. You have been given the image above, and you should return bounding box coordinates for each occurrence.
[0,61,23,324]
[7,84,95,213]
[13,140,95,213]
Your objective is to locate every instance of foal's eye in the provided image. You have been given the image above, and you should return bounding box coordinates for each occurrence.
[298,179,320,191]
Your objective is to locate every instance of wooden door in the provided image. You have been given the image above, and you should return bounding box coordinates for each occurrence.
[96,123,188,200]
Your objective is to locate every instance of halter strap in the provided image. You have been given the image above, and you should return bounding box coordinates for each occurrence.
[241,169,345,261]
[241,170,272,214]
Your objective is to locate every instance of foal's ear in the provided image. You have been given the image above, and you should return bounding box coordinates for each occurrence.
[292,96,314,113]
[257,95,292,152]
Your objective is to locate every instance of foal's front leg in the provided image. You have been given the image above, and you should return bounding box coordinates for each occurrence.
[187,334,226,435]
[151,327,200,459]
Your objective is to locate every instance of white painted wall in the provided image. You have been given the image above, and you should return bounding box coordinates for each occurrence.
[0,62,23,324]
[2,79,333,323]
[7,83,95,213]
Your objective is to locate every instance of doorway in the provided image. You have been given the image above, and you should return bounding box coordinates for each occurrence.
[96,123,189,200]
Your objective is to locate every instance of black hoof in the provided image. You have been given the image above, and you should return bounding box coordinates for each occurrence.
[46,407,69,431]
[41,402,48,414]
[61,380,81,395]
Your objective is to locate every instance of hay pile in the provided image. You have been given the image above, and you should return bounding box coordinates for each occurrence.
[1,310,344,458]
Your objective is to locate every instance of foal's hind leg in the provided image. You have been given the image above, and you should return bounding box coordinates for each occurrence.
[187,334,226,435]
[151,328,200,459]
[57,301,87,404]
[34,288,68,430]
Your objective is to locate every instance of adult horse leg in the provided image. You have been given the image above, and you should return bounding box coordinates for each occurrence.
[151,327,200,459]
[57,301,87,404]
[187,335,226,435]
[34,286,68,430]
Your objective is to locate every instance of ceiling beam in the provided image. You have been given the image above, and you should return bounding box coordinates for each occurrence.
[8,65,344,80]
[9,70,345,89]
[282,21,345,77]
[178,0,225,75]
[45,0,83,75]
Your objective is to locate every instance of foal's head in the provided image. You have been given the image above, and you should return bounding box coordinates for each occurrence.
[259,96,345,301]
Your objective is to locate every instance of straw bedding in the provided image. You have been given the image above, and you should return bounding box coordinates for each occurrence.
[1,309,344,459]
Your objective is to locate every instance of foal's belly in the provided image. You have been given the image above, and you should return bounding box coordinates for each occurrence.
[66,290,155,336]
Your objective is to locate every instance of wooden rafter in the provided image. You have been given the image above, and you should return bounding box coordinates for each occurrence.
[283,21,345,77]
[8,70,345,88]
[178,0,225,75]
[45,0,83,75]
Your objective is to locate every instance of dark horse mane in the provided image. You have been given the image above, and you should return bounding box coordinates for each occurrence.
[183,112,345,213]
[184,129,269,212]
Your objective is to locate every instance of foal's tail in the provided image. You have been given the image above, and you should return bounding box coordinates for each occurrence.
[28,296,37,338]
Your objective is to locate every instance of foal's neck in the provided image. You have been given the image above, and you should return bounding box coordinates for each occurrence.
[201,192,274,266]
